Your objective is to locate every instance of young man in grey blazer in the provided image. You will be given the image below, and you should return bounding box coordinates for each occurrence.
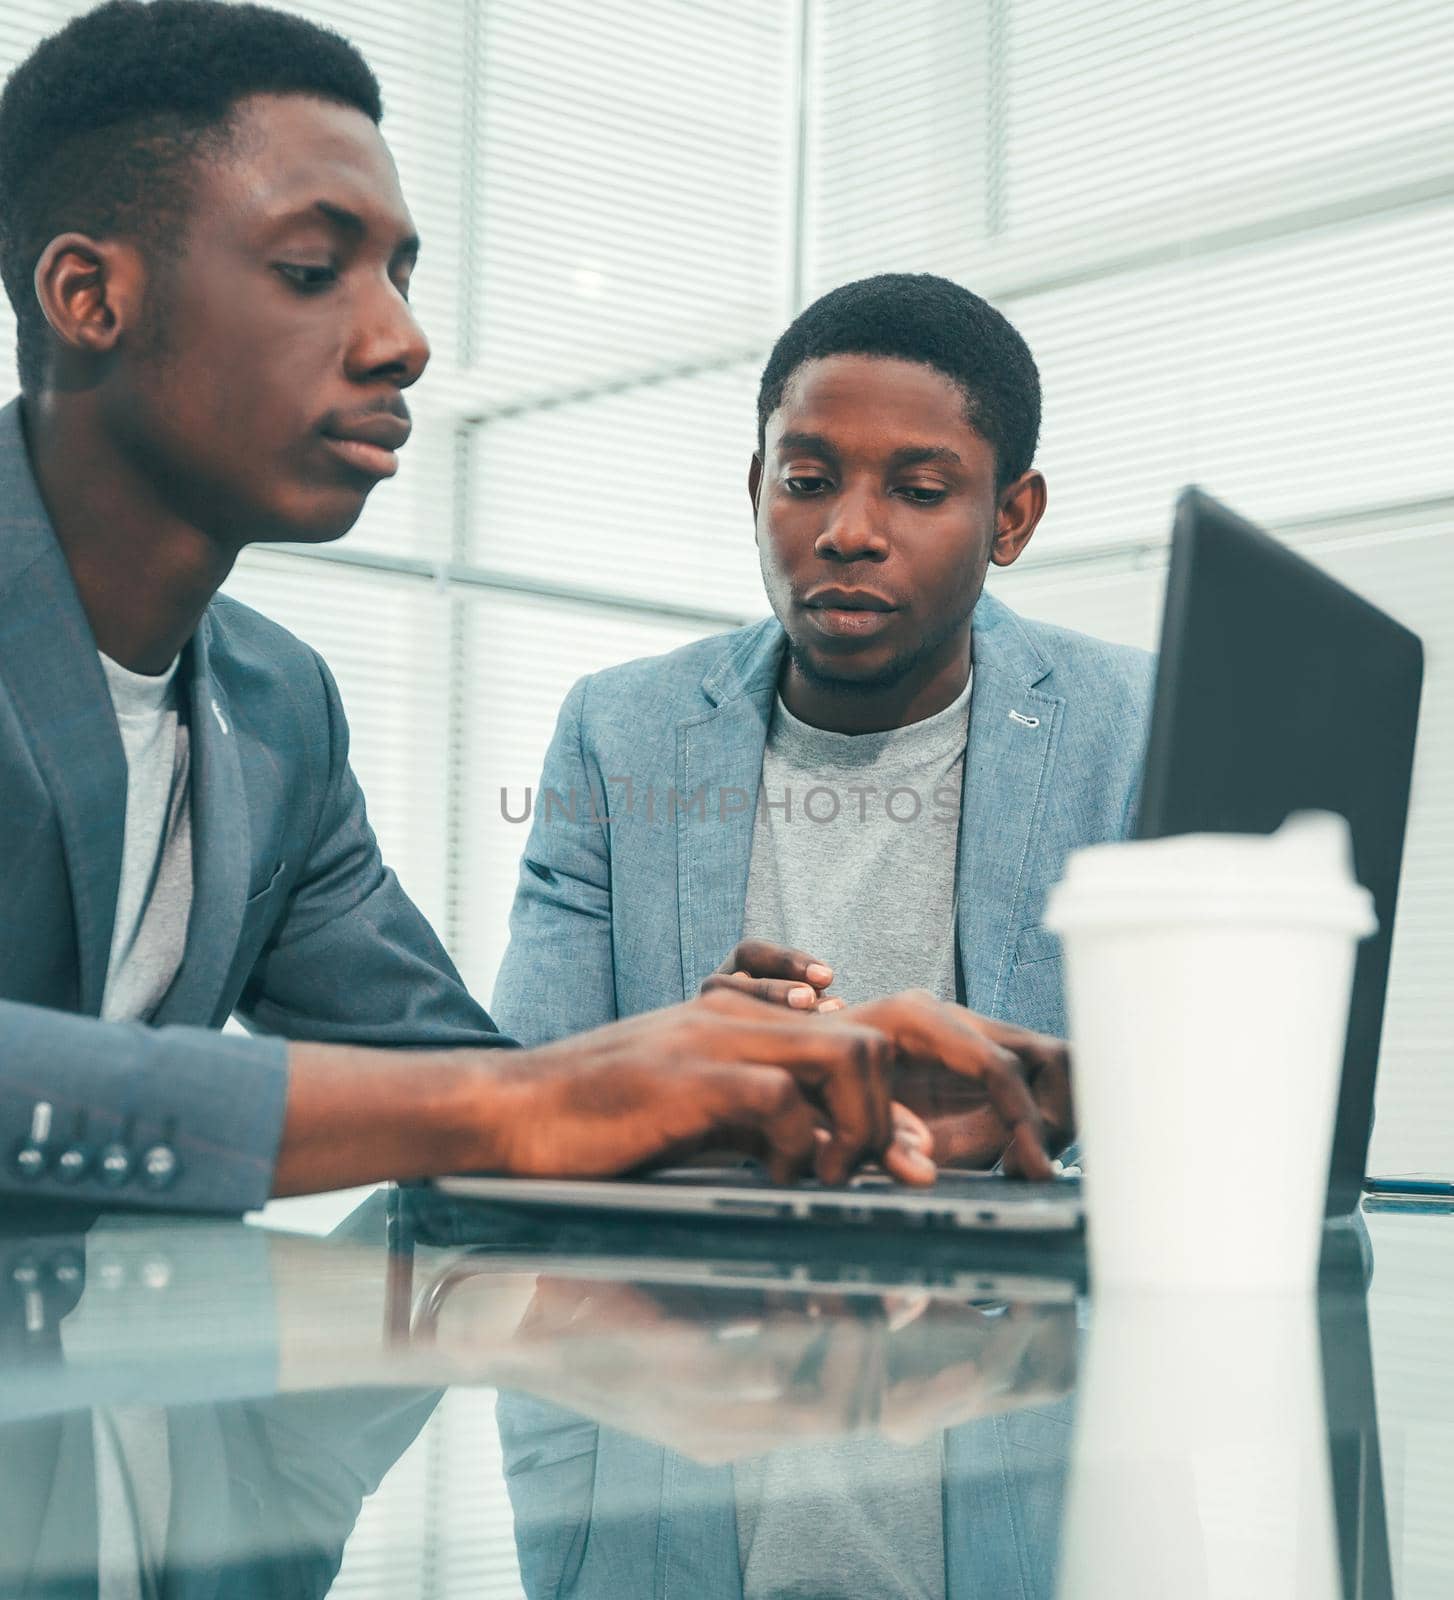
[492,274,1154,1600]
[0,3,1057,1214]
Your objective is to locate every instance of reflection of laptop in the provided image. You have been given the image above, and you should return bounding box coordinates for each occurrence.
[439,488,1421,1232]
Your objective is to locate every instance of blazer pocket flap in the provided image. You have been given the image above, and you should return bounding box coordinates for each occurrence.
[1013,924,1063,969]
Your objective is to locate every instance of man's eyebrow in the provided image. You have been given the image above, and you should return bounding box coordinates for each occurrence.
[285,200,420,261]
[774,431,839,460]
[888,444,964,469]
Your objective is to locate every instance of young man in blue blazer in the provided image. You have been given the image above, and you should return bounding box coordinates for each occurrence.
[492,274,1155,1600]
[494,273,1153,1164]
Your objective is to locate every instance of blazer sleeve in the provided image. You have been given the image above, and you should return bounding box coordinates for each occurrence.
[236,651,511,1053]
[0,999,290,1213]
[490,674,619,1048]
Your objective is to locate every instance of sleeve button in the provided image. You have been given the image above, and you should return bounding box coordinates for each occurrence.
[98,1145,133,1188]
[55,1146,90,1183]
[14,1145,47,1182]
[139,1145,179,1190]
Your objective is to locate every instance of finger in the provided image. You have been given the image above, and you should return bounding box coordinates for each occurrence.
[852,993,1054,1181]
[970,1017,1076,1148]
[891,1102,933,1152]
[715,939,834,989]
[882,1128,937,1187]
[727,1017,893,1184]
[786,1025,895,1184]
[701,970,819,1009]
[702,1063,820,1186]
[691,1000,897,1179]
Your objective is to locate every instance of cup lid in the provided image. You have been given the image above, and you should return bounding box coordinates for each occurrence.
[1045,811,1378,936]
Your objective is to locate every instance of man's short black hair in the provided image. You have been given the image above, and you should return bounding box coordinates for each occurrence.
[0,0,382,391]
[756,273,1041,490]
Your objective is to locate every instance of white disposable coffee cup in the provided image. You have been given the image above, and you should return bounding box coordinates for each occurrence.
[1044,812,1375,1291]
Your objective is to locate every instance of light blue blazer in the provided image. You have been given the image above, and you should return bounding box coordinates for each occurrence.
[493,592,1154,1043]
[492,598,1154,1600]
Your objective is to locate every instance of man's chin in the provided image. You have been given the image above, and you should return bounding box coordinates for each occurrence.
[788,640,913,695]
[252,491,369,547]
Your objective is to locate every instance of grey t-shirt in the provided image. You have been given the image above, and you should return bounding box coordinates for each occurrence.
[741,673,970,1006]
[734,677,971,1600]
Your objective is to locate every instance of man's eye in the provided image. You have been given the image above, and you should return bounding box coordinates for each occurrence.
[784,476,831,495]
[897,485,948,505]
[275,263,338,292]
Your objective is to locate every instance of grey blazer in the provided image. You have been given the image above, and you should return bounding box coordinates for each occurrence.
[0,398,507,1213]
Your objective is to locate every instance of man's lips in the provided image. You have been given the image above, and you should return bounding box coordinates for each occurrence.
[320,412,412,480]
[800,586,900,639]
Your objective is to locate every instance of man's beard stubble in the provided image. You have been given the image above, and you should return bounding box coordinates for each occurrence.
[787,606,972,700]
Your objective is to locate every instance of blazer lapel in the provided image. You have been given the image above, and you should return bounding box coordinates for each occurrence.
[0,400,126,1015]
[955,591,1063,1019]
[152,608,250,1028]
[675,621,783,998]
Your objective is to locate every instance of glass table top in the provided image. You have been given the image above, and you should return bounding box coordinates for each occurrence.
[2,1186,1450,1598]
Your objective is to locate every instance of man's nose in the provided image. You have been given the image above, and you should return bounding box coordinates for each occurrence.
[347,280,430,388]
[815,485,890,562]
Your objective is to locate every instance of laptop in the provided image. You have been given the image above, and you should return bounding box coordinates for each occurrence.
[439,487,1422,1232]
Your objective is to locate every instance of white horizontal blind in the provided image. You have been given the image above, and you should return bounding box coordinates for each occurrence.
[465,0,792,411]
[1010,206,1454,559]
[461,0,791,614]
[806,0,991,288]
[329,1388,524,1600]
[469,362,768,618]
[1000,0,1454,242]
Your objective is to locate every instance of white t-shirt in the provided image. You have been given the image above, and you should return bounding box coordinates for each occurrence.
[89,648,194,1597]
[97,650,193,1023]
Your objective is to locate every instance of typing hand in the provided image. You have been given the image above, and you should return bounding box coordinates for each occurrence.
[700,939,844,1012]
[487,989,935,1187]
[835,992,1063,1178]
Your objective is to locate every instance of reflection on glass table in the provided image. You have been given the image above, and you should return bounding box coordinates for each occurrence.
[0,1190,1435,1599]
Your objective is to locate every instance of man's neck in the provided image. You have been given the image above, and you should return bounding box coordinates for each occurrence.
[22,394,236,674]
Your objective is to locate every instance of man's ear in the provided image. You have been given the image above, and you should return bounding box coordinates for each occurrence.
[747,452,764,521]
[990,469,1048,569]
[32,233,147,363]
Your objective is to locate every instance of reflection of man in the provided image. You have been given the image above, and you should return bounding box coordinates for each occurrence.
[0,4,1051,1212]
[492,276,1152,1597]
[0,1211,435,1598]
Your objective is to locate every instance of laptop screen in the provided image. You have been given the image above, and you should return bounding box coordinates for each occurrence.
[1135,488,1423,1213]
